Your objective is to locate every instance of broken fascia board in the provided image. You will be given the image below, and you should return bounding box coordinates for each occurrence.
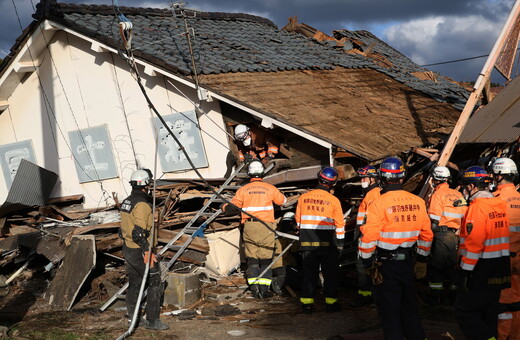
[0,21,57,86]
[46,20,335,153]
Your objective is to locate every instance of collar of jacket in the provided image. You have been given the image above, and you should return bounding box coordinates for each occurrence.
[362,183,380,194]
[434,182,448,191]
[381,182,403,194]
[316,184,331,192]
[131,188,152,202]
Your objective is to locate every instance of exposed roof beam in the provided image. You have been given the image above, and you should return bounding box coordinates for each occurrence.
[14,61,38,74]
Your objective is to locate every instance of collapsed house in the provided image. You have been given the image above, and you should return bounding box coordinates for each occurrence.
[0,0,473,316]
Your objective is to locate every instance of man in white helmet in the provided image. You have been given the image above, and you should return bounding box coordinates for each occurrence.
[119,169,169,330]
[490,157,520,339]
[423,166,467,305]
[234,124,280,165]
[222,160,287,299]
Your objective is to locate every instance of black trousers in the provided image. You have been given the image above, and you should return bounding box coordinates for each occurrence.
[429,230,458,287]
[246,257,273,292]
[373,256,425,340]
[455,288,500,340]
[123,245,163,322]
[300,247,339,302]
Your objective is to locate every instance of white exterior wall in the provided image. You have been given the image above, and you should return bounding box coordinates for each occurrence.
[0,31,230,208]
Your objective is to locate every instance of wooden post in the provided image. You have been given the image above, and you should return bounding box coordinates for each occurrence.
[419,0,520,198]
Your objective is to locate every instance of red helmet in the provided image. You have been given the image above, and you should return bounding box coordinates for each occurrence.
[318,167,338,185]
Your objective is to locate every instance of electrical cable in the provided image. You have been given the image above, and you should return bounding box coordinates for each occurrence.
[420,54,489,67]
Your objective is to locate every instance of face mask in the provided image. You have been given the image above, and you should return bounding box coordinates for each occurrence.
[242,136,252,147]
[488,183,497,192]
[462,187,471,201]
[361,182,369,189]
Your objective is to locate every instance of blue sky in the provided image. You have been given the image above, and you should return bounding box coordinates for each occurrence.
[0,0,517,83]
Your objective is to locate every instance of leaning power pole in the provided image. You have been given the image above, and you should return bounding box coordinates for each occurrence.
[419,0,520,198]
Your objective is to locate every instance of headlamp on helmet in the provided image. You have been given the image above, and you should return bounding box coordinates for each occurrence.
[379,157,406,179]
[318,167,338,185]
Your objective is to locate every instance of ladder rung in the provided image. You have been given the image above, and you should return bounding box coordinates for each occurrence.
[184,228,199,234]
[201,212,216,217]
[168,244,182,251]
[211,198,224,203]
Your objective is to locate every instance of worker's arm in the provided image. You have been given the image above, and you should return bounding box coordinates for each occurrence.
[427,192,442,230]
[358,198,383,259]
[417,199,434,257]
[131,202,153,252]
[460,205,486,271]
[333,198,346,241]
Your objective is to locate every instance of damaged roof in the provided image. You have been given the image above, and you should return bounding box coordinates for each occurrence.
[459,75,520,144]
[1,0,470,161]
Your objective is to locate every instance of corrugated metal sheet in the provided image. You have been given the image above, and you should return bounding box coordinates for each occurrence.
[0,159,59,218]
[459,76,520,144]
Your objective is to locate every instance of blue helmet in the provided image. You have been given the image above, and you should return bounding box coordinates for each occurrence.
[318,167,338,185]
[379,157,406,179]
[461,166,490,185]
[357,165,378,178]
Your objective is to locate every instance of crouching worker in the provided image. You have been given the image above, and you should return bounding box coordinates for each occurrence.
[221,160,287,298]
[119,169,169,331]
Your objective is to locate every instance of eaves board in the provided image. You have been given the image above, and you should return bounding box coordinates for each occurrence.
[200,67,461,161]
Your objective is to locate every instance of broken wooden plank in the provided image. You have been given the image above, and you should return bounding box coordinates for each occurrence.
[45,234,96,311]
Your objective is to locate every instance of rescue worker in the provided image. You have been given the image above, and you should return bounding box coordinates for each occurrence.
[234,124,280,165]
[424,166,467,305]
[295,166,345,314]
[455,165,511,340]
[222,160,286,299]
[490,158,520,340]
[358,156,432,340]
[271,211,298,295]
[119,169,169,331]
[350,165,381,308]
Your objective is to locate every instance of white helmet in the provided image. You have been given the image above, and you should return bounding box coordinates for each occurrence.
[247,160,264,177]
[234,124,251,146]
[491,157,518,175]
[432,166,451,181]
[282,211,295,221]
[130,169,151,187]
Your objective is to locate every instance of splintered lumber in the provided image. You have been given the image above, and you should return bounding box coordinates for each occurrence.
[46,235,96,310]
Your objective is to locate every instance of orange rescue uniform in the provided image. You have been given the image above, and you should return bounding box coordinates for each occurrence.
[459,196,510,272]
[228,177,286,224]
[358,190,432,259]
[237,126,280,162]
[428,182,467,230]
[356,186,381,227]
[494,183,520,340]
[295,188,345,249]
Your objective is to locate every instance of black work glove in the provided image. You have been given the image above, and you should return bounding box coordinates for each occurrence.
[454,269,471,293]
[220,203,241,216]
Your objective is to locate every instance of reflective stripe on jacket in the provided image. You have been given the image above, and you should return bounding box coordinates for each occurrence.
[427,182,467,229]
[459,196,510,271]
[358,189,432,259]
[295,188,345,250]
[356,186,381,227]
[229,178,286,223]
[495,183,520,304]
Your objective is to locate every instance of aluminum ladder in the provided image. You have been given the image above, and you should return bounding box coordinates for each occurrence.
[100,163,245,311]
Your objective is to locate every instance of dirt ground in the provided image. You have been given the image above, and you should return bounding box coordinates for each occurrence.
[0,264,465,340]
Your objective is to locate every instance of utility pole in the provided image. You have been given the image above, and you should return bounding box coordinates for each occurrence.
[419,0,520,198]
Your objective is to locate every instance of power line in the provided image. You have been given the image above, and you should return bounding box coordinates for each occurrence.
[420,54,489,67]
